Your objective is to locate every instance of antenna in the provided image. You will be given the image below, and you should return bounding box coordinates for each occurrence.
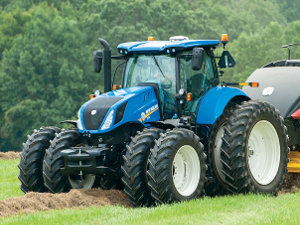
[282,43,300,60]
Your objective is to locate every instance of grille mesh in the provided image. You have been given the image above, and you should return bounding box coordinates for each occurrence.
[83,97,122,130]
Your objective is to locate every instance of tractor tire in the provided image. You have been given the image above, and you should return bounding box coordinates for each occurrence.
[221,100,289,194]
[18,127,60,193]
[147,128,207,204]
[121,128,163,207]
[205,103,238,196]
[43,129,96,193]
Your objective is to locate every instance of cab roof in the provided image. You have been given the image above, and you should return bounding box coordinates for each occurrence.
[117,39,220,54]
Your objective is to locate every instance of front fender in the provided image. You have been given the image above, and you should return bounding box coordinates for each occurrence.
[196,86,250,125]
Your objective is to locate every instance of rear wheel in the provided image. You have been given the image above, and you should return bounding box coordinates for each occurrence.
[18,127,60,193]
[221,100,288,194]
[147,128,207,204]
[205,103,237,196]
[43,129,97,192]
[121,128,163,206]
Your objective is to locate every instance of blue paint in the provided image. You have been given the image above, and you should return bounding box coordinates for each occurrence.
[78,86,160,134]
[118,40,220,53]
[196,86,249,125]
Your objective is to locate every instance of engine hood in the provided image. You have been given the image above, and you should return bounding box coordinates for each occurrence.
[77,86,161,133]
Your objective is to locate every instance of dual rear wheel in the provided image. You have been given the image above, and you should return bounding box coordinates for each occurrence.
[206,100,288,195]
[220,100,288,194]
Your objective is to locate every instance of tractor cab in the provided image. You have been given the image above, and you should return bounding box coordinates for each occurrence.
[113,36,229,121]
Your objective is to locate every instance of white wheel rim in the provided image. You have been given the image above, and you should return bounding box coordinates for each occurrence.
[213,126,226,182]
[68,174,96,189]
[172,145,200,196]
[248,120,280,185]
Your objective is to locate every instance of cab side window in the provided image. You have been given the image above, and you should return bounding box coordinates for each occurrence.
[180,51,215,112]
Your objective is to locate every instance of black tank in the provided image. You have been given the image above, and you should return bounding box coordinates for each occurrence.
[243,66,300,118]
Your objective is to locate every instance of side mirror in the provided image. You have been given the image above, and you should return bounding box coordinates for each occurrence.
[93,50,103,73]
[192,47,204,70]
[219,50,236,68]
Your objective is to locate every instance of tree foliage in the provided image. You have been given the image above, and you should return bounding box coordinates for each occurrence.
[0,0,299,150]
[223,21,300,82]
[270,0,300,22]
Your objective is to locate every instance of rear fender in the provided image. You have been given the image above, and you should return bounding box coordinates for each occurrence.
[196,86,250,125]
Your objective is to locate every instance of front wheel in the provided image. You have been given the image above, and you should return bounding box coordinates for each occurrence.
[221,100,288,194]
[121,128,163,206]
[147,128,207,204]
[43,129,97,193]
[18,127,60,193]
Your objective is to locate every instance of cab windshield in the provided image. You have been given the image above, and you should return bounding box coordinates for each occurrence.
[124,54,177,118]
[124,55,176,95]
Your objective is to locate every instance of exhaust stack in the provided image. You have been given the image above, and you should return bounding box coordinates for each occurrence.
[99,38,112,93]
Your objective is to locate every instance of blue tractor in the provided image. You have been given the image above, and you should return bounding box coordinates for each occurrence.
[18,35,288,206]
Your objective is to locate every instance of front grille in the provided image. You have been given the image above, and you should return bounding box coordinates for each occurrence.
[83,97,122,130]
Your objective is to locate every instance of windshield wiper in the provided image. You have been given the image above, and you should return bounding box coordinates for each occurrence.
[152,55,166,78]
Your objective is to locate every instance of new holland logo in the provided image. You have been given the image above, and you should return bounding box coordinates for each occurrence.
[262,87,274,96]
[91,110,97,115]
[138,104,158,122]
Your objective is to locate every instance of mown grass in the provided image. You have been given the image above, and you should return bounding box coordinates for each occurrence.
[1,193,300,225]
[0,159,23,200]
[1,159,300,225]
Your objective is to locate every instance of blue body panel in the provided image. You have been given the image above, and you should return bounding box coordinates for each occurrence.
[118,40,220,53]
[78,86,160,134]
[196,86,249,125]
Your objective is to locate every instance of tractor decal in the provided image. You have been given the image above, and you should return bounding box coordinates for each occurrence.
[138,104,159,122]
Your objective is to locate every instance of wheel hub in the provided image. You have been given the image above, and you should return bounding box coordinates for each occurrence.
[172,145,200,196]
[247,120,280,185]
[68,174,96,189]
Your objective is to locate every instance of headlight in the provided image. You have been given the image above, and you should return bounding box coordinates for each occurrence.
[77,119,83,130]
[77,109,84,130]
[101,110,114,130]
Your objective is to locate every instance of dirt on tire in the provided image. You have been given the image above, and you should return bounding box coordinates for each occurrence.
[0,151,20,160]
[0,189,132,217]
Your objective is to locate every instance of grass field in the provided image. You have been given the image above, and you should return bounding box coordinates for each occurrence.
[0,159,23,200]
[1,159,300,225]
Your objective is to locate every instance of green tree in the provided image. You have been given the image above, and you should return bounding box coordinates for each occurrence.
[0,4,97,150]
[222,21,300,83]
[0,9,31,60]
[270,0,300,22]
